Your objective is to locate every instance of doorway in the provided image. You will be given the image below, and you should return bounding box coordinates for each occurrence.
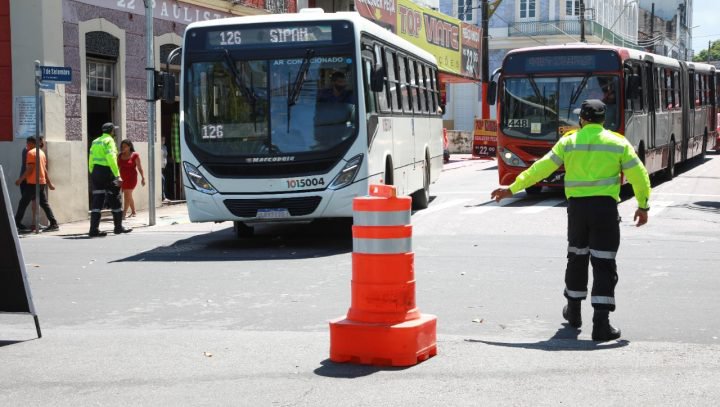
[161,101,184,201]
[86,96,114,206]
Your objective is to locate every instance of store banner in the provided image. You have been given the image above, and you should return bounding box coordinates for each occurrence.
[355,0,398,33]
[472,119,497,159]
[357,0,481,80]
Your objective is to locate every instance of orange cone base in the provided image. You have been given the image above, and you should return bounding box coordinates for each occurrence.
[329,314,437,367]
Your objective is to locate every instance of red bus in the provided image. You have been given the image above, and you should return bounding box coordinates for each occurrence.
[488,44,717,193]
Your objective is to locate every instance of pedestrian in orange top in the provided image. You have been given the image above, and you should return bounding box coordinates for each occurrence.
[14,136,59,233]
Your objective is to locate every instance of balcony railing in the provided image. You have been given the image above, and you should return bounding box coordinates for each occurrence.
[509,20,641,49]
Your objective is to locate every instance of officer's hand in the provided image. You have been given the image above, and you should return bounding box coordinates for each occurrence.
[112,177,123,187]
[634,209,648,227]
[491,187,513,202]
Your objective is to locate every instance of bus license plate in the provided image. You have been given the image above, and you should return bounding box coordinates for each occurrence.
[256,208,290,219]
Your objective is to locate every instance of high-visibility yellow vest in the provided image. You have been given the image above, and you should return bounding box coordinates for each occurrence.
[88,133,120,177]
[509,123,651,209]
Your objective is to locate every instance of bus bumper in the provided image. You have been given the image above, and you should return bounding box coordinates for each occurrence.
[184,178,372,223]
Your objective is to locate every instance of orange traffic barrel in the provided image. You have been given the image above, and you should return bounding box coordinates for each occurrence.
[329,184,437,367]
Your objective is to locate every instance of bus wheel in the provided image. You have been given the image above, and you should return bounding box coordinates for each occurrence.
[412,158,431,210]
[233,221,254,238]
[664,142,675,180]
[525,186,542,195]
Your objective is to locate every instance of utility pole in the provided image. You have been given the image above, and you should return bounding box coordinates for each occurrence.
[708,40,712,63]
[649,3,655,53]
[481,0,490,119]
[144,0,156,225]
[579,0,586,42]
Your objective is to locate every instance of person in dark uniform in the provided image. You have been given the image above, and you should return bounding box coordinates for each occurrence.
[317,71,353,103]
[88,123,131,237]
[491,100,651,341]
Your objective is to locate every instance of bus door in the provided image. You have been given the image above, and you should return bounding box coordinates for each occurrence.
[625,61,649,153]
[645,62,657,150]
[685,66,696,160]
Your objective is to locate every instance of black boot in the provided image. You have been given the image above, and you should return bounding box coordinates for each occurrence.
[562,299,582,328]
[112,211,132,234]
[89,212,107,237]
[592,310,621,341]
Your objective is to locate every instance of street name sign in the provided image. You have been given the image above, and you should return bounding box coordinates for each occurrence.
[40,66,72,83]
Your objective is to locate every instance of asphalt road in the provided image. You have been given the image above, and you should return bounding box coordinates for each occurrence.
[2,153,720,406]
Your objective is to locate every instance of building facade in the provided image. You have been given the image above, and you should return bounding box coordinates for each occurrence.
[441,0,641,131]
[0,0,296,225]
[638,0,693,60]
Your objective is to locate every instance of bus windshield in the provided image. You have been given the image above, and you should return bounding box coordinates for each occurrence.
[184,52,357,158]
[501,75,619,141]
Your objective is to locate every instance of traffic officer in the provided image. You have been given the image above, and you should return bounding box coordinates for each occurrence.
[491,99,651,341]
[88,122,132,237]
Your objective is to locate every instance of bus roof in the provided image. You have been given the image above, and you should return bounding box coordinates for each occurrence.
[185,10,437,65]
[505,43,715,72]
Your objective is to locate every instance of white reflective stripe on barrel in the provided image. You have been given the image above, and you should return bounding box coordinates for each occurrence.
[353,210,411,226]
[353,237,412,254]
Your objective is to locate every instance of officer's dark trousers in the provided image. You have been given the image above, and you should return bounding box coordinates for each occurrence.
[15,184,57,227]
[90,166,122,228]
[564,196,620,312]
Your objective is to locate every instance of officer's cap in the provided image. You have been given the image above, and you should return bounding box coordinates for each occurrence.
[102,122,119,133]
[579,99,606,121]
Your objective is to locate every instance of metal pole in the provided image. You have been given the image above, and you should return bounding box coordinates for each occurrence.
[481,0,490,120]
[649,3,655,53]
[33,61,40,234]
[145,0,156,226]
[579,0,586,43]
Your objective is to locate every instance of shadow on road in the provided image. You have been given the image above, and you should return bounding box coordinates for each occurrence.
[313,358,410,378]
[465,323,630,351]
[0,340,28,348]
[112,221,353,262]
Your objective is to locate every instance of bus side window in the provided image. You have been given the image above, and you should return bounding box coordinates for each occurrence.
[385,49,401,113]
[653,67,661,112]
[374,45,389,112]
[362,58,377,115]
[398,55,411,113]
[416,61,427,114]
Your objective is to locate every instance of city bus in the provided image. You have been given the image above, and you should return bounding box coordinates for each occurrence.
[488,44,717,193]
[172,10,444,236]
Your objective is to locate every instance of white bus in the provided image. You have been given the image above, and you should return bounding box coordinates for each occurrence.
[173,10,444,236]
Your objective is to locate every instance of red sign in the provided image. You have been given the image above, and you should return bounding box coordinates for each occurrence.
[472,119,497,159]
[356,0,397,33]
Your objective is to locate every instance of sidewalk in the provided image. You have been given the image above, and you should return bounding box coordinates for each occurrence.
[20,201,190,238]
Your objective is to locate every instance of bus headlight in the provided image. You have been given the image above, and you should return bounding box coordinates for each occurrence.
[499,147,527,167]
[183,161,217,195]
[329,154,363,190]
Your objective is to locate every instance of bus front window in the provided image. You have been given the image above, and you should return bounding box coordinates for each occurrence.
[185,54,357,158]
[501,75,620,141]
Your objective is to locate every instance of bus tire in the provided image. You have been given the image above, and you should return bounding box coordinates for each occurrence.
[233,221,254,238]
[412,157,431,210]
[525,186,542,195]
[664,141,675,180]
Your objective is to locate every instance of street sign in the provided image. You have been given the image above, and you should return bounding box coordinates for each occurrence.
[40,65,72,83]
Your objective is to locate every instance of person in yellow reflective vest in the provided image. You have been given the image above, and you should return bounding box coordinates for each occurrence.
[88,122,132,237]
[491,99,651,342]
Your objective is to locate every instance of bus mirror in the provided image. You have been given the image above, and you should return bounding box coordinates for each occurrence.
[162,72,176,103]
[371,65,385,92]
[626,75,641,100]
[487,81,497,105]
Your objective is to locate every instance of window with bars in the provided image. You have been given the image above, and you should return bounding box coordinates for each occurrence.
[458,0,473,21]
[566,0,580,16]
[87,60,114,96]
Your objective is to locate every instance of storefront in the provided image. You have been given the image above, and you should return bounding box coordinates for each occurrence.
[0,0,294,224]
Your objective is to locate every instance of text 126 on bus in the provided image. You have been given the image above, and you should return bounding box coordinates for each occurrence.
[487,44,717,194]
[166,10,445,237]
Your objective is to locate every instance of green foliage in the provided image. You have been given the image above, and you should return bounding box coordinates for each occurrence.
[693,40,720,62]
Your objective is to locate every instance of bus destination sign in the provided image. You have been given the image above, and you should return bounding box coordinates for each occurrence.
[207,25,333,48]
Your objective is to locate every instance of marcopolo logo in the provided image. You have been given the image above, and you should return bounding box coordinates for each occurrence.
[245,156,296,163]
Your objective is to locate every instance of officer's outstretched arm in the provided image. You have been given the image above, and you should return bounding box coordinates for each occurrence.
[508,146,564,195]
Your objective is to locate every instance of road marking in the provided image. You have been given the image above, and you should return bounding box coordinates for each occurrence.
[415,198,471,216]
[652,192,720,198]
[649,200,674,217]
[461,198,522,214]
[516,198,566,214]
